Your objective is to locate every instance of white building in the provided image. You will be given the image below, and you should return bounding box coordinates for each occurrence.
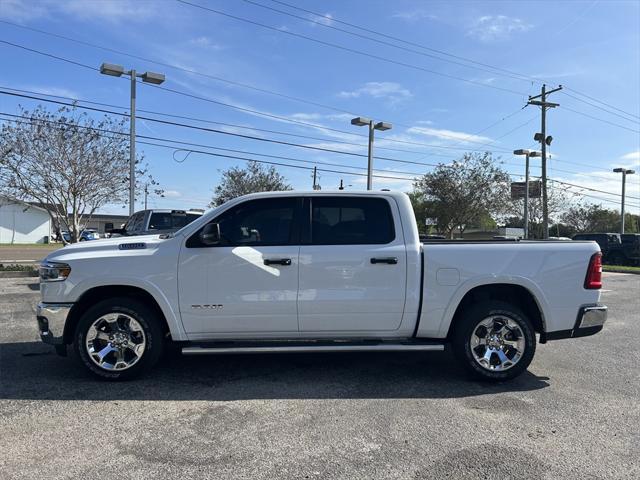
[0,197,52,244]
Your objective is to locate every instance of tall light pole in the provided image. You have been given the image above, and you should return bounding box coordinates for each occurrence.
[351,117,392,190]
[100,63,165,215]
[613,168,635,234]
[514,149,541,239]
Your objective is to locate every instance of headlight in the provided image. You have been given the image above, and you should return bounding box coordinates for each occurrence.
[39,262,71,282]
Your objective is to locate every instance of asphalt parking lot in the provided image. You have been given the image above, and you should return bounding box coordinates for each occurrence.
[0,273,638,479]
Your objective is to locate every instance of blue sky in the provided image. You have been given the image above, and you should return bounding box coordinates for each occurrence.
[1,0,639,215]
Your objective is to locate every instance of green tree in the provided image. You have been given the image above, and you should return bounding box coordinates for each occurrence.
[412,152,510,238]
[211,161,292,207]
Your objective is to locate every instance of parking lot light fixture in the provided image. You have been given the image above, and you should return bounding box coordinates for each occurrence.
[351,116,392,190]
[100,63,165,215]
[514,149,541,239]
[612,168,636,233]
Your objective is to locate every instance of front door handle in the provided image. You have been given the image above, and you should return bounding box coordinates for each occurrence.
[370,257,398,265]
[264,258,292,266]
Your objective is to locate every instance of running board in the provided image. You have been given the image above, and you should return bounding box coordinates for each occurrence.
[182,342,445,355]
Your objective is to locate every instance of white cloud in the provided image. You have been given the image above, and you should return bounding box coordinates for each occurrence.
[189,37,225,51]
[0,0,157,23]
[309,13,334,27]
[392,10,438,22]
[621,151,640,161]
[467,15,533,42]
[338,82,412,103]
[407,126,492,144]
[20,85,79,99]
[163,190,182,198]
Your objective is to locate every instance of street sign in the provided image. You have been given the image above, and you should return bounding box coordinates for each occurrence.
[511,181,541,199]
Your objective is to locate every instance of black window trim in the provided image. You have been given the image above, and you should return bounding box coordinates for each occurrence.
[305,195,396,246]
[186,196,303,248]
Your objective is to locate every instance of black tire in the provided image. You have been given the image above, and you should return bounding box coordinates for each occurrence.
[73,297,164,380]
[451,301,536,381]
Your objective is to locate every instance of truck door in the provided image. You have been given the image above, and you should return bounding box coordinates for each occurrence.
[178,197,301,336]
[298,196,407,333]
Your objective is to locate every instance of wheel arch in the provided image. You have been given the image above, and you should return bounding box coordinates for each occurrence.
[63,285,171,344]
[445,283,546,339]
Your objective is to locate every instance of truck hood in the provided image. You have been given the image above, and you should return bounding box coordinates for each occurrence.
[44,234,170,263]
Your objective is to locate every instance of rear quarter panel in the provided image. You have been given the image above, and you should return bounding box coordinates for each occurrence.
[417,241,602,338]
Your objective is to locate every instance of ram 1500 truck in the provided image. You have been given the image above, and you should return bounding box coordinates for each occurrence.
[36,191,607,381]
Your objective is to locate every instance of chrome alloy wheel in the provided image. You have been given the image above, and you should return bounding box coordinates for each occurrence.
[85,313,146,371]
[469,315,526,372]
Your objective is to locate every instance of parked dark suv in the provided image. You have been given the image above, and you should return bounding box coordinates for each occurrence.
[621,234,640,265]
[572,232,639,265]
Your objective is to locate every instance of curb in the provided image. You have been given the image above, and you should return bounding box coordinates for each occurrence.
[603,268,640,275]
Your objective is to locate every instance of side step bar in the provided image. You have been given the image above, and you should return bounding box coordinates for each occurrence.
[182,343,445,355]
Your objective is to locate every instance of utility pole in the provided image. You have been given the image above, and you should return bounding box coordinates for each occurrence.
[528,84,562,239]
[130,70,137,215]
[144,183,149,210]
[312,167,321,190]
[613,168,636,233]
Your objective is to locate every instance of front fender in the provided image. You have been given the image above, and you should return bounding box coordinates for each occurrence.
[63,276,187,341]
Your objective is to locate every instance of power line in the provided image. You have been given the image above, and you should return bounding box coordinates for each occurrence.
[561,105,640,134]
[561,91,640,124]
[0,97,448,169]
[266,0,542,84]
[0,20,538,149]
[241,0,534,84]
[265,0,639,123]
[5,110,638,205]
[0,113,425,180]
[0,39,516,154]
[564,86,640,120]
[5,89,635,189]
[174,0,527,96]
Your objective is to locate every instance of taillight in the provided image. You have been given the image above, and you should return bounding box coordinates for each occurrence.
[584,252,602,289]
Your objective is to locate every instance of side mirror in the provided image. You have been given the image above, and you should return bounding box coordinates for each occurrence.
[107,228,126,236]
[200,223,221,246]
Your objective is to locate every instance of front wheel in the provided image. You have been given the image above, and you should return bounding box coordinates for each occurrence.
[452,301,536,381]
[73,297,164,380]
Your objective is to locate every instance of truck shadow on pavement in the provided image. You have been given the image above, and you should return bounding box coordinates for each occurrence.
[0,342,549,401]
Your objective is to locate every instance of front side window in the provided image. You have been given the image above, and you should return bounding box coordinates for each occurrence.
[190,198,297,247]
[311,197,395,245]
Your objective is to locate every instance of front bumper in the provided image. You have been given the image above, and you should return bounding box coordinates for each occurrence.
[36,302,73,345]
[546,305,608,341]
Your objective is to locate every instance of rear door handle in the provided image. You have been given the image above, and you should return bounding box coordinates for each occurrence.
[264,258,292,266]
[370,257,398,265]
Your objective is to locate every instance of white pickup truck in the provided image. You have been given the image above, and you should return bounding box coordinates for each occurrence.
[36,191,607,381]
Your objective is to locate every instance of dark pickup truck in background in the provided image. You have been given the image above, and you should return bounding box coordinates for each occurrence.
[573,232,640,266]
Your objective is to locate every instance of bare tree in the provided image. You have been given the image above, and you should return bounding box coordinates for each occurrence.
[0,106,160,243]
[507,186,572,238]
[211,161,292,207]
[412,153,511,238]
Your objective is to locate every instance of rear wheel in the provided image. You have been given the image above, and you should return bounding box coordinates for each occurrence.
[452,301,536,381]
[73,297,164,380]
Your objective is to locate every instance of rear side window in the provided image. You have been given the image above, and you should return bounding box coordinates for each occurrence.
[311,197,395,245]
[149,212,173,230]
